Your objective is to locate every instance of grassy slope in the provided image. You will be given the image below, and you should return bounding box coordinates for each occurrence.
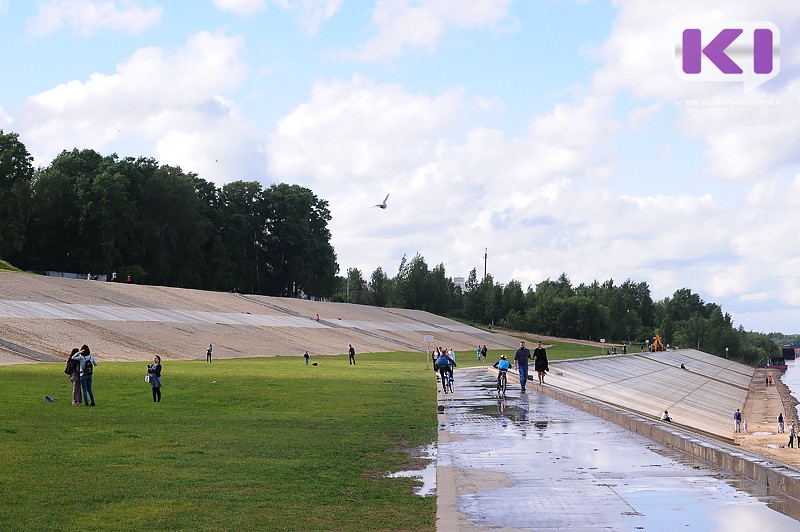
[0,259,23,272]
[0,353,436,531]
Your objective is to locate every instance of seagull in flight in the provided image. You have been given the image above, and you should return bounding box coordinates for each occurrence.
[373,193,389,209]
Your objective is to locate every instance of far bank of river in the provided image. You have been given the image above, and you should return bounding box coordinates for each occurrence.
[780,359,800,421]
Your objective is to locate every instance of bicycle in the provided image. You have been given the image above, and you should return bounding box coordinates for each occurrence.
[439,368,454,394]
[496,370,507,395]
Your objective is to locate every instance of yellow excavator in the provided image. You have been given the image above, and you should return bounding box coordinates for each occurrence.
[651,333,665,351]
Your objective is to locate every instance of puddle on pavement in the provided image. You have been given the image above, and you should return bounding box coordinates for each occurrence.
[438,368,800,530]
[386,444,436,497]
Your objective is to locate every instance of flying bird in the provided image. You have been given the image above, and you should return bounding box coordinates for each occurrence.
[373,193,389,209]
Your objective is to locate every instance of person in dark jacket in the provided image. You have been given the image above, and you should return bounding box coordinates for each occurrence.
[148,355,162,402]
[533,341,549,385]
[67,348,81,406]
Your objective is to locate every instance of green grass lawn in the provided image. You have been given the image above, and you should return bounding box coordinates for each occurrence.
[453,340,609,368]
[0,353,437,531]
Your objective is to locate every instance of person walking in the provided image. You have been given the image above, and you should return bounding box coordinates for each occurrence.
[206,343,212,363]
[481,345,488,362]
[72,344,97,406]
[476,345,482,362]
[66,348,81,406]
[533,341,549,385]
[789,423,796,448]
[303,350,309,365]
[514,341,531,392]
[148,356,162,402]
[778,413,785,434]
[733,408,742,433]
[348,344,356,365]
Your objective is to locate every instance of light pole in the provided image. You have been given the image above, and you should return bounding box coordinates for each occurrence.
[725,347,729,359]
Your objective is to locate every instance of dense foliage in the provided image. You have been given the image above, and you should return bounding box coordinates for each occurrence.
[0,133,338,297]
[333,255,780,366]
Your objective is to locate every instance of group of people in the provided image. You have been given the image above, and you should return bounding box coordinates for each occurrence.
[64,345,97,406]
[433,347,457,387]
[65,344,163,405]
[512,340,549,392]
[777,413,798,448]
[475,345,488,361]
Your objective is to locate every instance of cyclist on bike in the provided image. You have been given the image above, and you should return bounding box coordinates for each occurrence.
[434,350,456,388]
[492,354,510,388]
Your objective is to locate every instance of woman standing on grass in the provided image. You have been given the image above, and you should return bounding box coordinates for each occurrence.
[67,348,81,406]
[148,355,162,402]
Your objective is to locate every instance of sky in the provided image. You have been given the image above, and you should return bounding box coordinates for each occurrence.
[1,0,799,334]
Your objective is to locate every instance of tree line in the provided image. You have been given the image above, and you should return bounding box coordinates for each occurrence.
[0,130,338,297]
[0,130,780,365]
[336,254,780,366]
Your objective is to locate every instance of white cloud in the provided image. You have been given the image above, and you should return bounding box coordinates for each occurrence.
[275,0,342,35]
[212,0,266,17]
[17,31,262,184]
[267,74,466,184]
[347,0,515,61]
[590,1,800,183]
[26,0,162,37]
[265,63,800,332]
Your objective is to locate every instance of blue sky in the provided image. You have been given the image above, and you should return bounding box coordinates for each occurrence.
[1,0,799,334]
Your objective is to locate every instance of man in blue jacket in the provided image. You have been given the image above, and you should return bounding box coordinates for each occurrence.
[492,354,511,389]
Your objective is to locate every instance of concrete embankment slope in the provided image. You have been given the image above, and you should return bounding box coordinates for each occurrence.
[0,272,520,364]
[544,348,752,440]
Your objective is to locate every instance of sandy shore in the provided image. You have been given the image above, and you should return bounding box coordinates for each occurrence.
[736,367,800,469]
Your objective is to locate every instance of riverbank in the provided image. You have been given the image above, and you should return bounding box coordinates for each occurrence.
[736,367,800,468]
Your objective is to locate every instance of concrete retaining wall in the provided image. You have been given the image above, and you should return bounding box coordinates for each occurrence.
[545,381,800,503]
[491,367,800,505]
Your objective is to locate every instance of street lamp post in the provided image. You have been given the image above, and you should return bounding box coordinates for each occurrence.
[725,347,729,359]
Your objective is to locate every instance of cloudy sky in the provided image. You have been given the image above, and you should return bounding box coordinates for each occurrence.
[1,0,799,333]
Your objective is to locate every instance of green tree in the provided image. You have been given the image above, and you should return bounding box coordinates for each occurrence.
[262,183,338,298]
[0,131,34,259]
[345,267,368,304]
[368,267,390,307]
[24,149,104,272]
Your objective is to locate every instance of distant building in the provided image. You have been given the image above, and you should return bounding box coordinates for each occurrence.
[453,276,465,291]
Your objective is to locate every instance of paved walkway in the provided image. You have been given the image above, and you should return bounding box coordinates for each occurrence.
[436,368,800,530]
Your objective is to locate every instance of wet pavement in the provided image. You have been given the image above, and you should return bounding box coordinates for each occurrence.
[436,368,800,531]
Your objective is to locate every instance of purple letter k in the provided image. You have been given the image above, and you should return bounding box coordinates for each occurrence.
[683,28,743,74]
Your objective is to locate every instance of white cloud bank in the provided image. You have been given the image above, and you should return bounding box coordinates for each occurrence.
[346,0,515,61]
[17,31,263,184]
[27,0,162,37]
[267,0,800,332]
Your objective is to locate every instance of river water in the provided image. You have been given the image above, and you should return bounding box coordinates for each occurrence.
[781,359,800,419]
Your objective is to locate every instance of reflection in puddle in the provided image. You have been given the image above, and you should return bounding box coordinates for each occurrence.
[387,444,436,497]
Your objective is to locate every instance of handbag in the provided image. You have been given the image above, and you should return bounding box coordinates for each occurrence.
[145,375,150,383]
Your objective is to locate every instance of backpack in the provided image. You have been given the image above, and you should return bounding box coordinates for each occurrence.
[84,358,94,375]
[65,360,74,375]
